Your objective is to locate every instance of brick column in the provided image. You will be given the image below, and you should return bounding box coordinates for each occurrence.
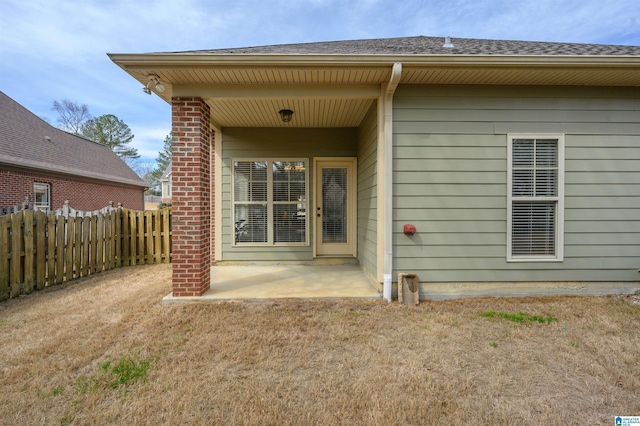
[171,97,213,297]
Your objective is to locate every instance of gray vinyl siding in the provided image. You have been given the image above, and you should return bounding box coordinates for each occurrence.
[357,103,378,279]
[393,84,640,283]
[221,127,357,261]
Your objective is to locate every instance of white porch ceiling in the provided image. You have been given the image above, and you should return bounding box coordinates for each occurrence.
[207,98,375,127]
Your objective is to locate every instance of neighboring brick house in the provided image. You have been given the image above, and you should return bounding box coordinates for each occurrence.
[110,36,640,300]
[0,91,147,211]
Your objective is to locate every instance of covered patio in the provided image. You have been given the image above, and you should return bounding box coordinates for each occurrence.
[162,262,380,304]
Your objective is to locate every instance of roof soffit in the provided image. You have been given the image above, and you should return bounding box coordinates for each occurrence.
[109,51,640,128]
[111,53,640,98]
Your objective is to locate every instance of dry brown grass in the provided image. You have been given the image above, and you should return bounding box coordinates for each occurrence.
[1,264,639,425]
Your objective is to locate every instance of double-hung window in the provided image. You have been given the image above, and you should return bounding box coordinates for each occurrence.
[33,183,50,212]
[233,159,308,245]
[507,134,564,261]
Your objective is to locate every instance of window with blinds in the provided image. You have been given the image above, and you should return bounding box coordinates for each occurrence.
[233,159,308,245]
[507,135,564,261]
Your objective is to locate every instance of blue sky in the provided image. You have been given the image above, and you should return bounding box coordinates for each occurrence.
[1,0,639,166]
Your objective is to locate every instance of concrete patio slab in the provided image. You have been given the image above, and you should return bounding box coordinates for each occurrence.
[162,263,381,304]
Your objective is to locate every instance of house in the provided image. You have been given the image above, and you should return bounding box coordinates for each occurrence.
[0,91,147,212]
[109,36,640,300]
[159,161,172,204]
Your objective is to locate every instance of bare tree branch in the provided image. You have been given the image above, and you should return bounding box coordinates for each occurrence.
[51,99,91,134]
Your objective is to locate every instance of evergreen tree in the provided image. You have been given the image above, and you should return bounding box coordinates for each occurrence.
[155,133,172,175]
[147,133,172,194]
[81,114,140,161]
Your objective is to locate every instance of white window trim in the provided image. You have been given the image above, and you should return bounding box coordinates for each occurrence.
[33,182,50,212]
[232,158,309,247]
[507,134,564,262]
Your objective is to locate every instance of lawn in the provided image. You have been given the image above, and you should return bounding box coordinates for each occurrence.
[0,264,638,425]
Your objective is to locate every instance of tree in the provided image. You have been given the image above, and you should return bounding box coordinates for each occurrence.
[80,114,139,162]
[51,99,91,134]
[155,133,172,173]
[134,161,161,194]
[127,159,155,179]
[147,133,172,194]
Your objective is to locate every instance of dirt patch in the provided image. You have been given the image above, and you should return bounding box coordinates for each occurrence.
[1,265,638,425]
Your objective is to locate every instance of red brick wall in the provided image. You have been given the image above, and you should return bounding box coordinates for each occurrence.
[171,97,213,297]
[0,168,144,211]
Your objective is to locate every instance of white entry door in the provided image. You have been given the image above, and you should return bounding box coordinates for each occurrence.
[314,159,356,257]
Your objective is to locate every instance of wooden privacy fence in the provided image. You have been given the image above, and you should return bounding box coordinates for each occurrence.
[0,207,172,302]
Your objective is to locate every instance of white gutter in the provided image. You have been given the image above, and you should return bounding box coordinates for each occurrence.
[108,53,640,68]
[382,63,402,302]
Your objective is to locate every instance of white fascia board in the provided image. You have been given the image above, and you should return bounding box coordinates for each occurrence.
[109,53,640,69]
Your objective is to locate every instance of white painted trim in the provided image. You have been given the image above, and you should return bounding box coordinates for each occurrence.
[380,63,402,302]
[33,182,50,211]
[507,133,565,262]
[110,53,640,68]
[376,97,385,283]
[214,130,222,262]
[174,84,380,99]
[231,158,310,247]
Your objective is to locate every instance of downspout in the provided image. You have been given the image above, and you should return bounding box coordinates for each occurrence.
[382,63,402,302]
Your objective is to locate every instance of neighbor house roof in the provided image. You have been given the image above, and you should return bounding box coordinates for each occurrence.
[0,91,147,188]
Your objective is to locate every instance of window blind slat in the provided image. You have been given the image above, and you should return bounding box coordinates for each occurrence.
[234,160,307,245]
[510,137,559,258]
[512,202,556,256]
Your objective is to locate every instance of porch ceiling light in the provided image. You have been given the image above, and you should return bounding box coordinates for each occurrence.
[143,74,165,95]
[279,109,294,123]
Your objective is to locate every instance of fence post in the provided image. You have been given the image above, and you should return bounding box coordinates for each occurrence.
[55,215,65,284]
[73,216,82,279]
[89,215,98,274]
[122,209,130,266]
[36,211,46,289]
[129,211,137,266]
[23,210,35,293]
[163,208,171,263]
[46,213,56,286]
[10,211,23,297]
[96,213,104,272]
[104,211,111,270]
[154,209,162,264]
[65,215,74,281]
[145,210,153,265]
[114,209,122,268]
[137,211,146,265]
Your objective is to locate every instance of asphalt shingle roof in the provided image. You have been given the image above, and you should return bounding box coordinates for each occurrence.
[177,35,640,56]
[0,91,147,188]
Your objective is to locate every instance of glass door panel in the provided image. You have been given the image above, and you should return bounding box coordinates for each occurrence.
[315,159,355,257]
[322,168,347,244]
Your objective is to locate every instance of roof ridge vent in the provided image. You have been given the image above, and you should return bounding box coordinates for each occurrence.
[443,36,454,48]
